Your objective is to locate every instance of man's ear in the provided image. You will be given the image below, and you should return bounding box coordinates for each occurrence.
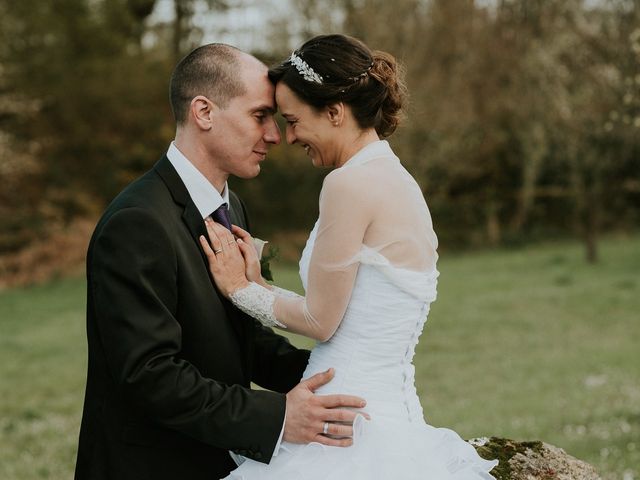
[326,102,345,127]
[191,95,218,131]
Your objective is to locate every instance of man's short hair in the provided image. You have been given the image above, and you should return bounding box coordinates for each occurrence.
[170,44,247,124]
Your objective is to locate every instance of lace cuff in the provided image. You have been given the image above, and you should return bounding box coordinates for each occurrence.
[272,286,304,300]
[229,282,287,329]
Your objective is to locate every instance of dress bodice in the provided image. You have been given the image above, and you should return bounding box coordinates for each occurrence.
[299,220,439,422]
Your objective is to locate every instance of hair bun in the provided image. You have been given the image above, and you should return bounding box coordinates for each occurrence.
[369,51,407,138]
[268,34,406,138]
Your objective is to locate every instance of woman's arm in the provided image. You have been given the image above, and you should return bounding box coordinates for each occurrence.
[201,169,372,341]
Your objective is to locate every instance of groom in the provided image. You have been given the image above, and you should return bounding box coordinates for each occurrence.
[75,44,365,480]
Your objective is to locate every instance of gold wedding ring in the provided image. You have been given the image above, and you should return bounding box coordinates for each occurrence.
[214,248,223,254]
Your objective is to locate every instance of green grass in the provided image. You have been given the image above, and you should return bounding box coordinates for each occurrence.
[1,236,638,479]
[418,236,640,479]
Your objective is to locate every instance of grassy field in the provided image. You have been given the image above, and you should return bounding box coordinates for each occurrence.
[0,235,638,479]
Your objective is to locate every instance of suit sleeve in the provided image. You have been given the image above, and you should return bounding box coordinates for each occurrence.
[89,206,284,462]
[249,320,310,392]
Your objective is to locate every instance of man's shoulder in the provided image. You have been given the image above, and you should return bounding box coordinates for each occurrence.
[96,163,176,227]
[107,165,168,211]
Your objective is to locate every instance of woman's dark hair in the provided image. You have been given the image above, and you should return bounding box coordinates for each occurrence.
[268,34,407,138]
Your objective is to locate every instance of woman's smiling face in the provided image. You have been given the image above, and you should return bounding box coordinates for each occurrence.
[275,83,339,168]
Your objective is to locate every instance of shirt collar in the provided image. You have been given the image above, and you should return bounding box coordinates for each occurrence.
[166,142,229,219]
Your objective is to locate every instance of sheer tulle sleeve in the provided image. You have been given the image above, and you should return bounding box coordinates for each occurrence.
[229,143,438,342]
[229,168,372,341]
[273,169,374,340]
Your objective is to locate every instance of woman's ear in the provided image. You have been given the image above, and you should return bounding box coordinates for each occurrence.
[326,102,345,127]
[191,95,217,131]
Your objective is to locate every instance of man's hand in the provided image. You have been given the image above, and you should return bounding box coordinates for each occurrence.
[284,368,368,447]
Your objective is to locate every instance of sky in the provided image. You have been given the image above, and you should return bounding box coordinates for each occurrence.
[147,0,292,51]
[147,0,610,52]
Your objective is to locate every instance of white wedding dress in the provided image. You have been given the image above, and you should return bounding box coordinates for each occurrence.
[224,141,497,479]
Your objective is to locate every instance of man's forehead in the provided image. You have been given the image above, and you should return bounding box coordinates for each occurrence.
[236,59,274,104]
[237,52,269,81]
[238,80,275,109]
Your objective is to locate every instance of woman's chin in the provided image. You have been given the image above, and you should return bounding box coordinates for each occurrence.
[312,158,335,169]
[309,153,328,168]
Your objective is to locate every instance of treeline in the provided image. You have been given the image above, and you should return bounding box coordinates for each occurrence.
[271,0,640,262]
[0,0,638,278]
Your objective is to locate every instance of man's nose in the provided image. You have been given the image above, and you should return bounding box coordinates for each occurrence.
[264,117,281,145]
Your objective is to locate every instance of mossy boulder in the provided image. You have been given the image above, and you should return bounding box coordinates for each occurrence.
[469,437,601,480]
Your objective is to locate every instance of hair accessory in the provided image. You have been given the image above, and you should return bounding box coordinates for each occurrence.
[290,52,323,84]
[348,61,374,82]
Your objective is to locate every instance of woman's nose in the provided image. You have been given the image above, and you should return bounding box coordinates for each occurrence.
[285,125,297,145]
[264,117,281,145]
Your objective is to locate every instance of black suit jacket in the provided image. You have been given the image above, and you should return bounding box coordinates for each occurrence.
[75,156,310,480]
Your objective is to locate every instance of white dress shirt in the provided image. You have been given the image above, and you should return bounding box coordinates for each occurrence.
[166,142,229,219]
[165,141,285,462]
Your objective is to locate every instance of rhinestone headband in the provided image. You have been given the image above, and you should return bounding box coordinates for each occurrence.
[290,52,323,84]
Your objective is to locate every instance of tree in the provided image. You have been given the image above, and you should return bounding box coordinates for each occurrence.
[0,0,171,254]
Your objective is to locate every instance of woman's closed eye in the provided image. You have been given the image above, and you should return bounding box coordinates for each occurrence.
[282,114,298,126]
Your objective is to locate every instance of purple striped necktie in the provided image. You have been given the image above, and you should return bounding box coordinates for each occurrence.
[211,203,232,231]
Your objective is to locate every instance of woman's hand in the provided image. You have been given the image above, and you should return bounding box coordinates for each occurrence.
[231,225,270,288]
[199,218,249,298]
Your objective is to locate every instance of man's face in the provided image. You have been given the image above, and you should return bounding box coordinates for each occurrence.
[207,56,281,179]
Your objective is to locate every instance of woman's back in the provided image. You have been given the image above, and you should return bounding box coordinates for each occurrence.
[299,142,438,420]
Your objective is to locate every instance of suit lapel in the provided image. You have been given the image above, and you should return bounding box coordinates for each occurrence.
[228,205,243,230]
[154,156,209,264]
[228,191,255,373]
[154,155,253,378]
[154,156,248,349]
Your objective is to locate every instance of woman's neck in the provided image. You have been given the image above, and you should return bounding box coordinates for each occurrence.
[335,129,381,168]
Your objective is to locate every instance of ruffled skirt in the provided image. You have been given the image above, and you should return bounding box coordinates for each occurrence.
[223,415,497,479]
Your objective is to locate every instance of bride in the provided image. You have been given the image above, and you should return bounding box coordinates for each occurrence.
[200,34,497,479]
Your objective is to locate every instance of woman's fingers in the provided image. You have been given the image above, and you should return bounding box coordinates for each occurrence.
[199,235,217,267]
[204,219,224,258]
[237,238,258,261]
[207,220,250,274]
[202,219,251,297]
[209,219,240,251]
[236,238,264,285]
[230,225,265,262]
[231,225,252,241]
[236,238,253,259]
